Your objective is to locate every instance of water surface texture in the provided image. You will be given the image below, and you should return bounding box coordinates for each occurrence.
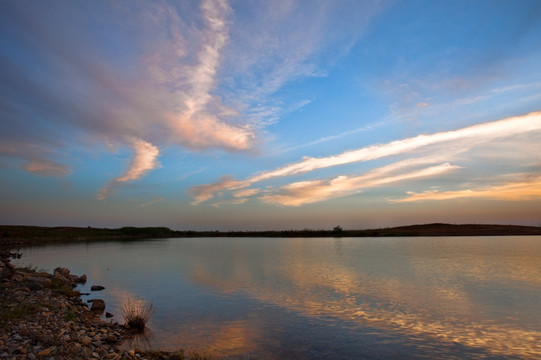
[15,237,541,359]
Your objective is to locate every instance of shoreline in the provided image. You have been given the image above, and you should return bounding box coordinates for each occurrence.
[2,223,541,249]
[0,251,205,360]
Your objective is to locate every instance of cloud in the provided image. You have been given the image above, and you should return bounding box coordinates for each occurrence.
[190,176,249,205]
[190,111,541,203]
[233,188,261,198]
[163,0,256,151]
[0,1,256,185]
[140,197,165,208]
[219,0,384,127]
[260,163,460,206]
[393,176,541,203]
[98,138,160,200]
[22,160,71,177]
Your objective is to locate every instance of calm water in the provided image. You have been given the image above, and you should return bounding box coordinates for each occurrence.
[14,236,541,359]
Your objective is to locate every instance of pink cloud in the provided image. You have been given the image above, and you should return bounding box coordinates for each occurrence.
[22,160,71,177]
[98,138,160,200]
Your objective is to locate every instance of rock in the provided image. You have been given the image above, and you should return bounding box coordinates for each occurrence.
[91,285,105,291]
[28,276,52,287]
[81,335,92,346]
[53,272,70,283]
[77,274,87,283]
[90,299,106,313]
[105,334,118,344]
[105,312,114,318]
[54,267,70,277]
[37,346,56,356]
[25,281,44,291]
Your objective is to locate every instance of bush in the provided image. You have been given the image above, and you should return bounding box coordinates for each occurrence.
[122,298,154,332]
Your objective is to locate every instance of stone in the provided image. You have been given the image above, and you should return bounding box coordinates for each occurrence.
[91,285,105,291]
[37,347,56,356]
[53,272,70,283]
[81,336,92,346]
[25,281,44,291]
[54,267,70,277]
[90,299,106,313]
[28,276,52,287]
[105,312,114,318]
[105,334,118,344]
[77,274,87,283]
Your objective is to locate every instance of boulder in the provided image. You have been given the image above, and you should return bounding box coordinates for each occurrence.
[77,274,87,283]
[90,299,106,313]
[53,272,71,284]
[54,267,70,277]
[91,285,105,291]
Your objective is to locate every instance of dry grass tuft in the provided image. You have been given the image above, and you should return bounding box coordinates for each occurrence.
[121,298,154,332]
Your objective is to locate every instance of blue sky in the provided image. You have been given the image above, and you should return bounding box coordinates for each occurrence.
[1,0,541,230]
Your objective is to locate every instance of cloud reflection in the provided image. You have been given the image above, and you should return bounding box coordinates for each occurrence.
[181,238,541,358]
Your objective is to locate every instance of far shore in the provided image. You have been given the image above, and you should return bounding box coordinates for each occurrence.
[1,223,541,248]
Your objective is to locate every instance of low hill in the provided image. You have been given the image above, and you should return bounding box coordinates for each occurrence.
[1,223,541,248]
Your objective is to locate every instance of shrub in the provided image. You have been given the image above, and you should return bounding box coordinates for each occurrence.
[122,298,154,332]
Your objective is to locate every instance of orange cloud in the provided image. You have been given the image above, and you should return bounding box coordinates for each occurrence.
[260,163,460,206]
[394,177,541,202]
[190,110,541,204]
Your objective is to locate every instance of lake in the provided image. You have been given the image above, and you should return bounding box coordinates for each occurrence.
[14,236,541,359]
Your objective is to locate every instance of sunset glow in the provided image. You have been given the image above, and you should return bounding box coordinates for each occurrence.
[1,0,540,229]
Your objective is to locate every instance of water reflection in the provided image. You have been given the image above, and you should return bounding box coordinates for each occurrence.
[15,236,541,359]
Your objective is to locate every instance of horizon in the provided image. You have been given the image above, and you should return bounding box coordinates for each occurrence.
[1,1,541,230]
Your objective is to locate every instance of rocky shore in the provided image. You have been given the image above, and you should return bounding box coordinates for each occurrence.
[1,251,200,360]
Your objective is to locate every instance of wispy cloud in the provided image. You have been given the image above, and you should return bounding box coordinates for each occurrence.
[22,160,71,177]
[260,163,460,206]
[190,176,248,205]
[98,138,160,200]
[233,188,261,198]
[219,0,384,127]
[393,176,541,203]
[165,0,256,151]
[140,197,165,208]
[190,111,541,204]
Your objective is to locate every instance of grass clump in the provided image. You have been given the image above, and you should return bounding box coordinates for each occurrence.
[64,309,78,321]
[122,298,154,332]
[139,349,208,360]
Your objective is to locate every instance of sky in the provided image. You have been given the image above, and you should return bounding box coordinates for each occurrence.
[1,0,541,230]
